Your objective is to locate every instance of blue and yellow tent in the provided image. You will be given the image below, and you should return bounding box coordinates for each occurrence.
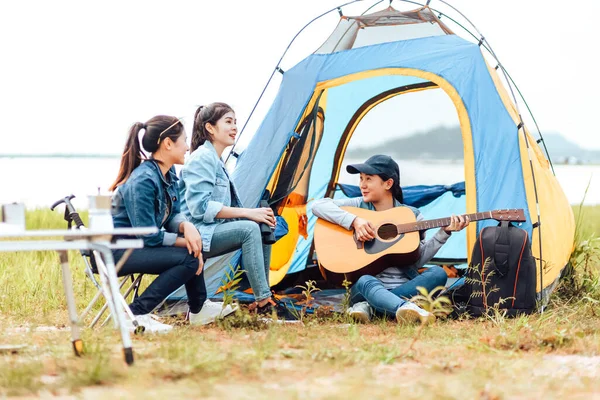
[183,5,574,305]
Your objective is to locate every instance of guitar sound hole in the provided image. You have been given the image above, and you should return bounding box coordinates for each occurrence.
[378,224,398,240]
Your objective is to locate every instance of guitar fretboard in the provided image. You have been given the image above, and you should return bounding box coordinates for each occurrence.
[396,211,493,234]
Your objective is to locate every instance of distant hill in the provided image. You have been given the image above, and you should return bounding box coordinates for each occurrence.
[347,126,600,164]
[542,133,600,163]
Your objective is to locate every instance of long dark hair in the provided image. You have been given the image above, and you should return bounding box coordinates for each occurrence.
[110,115,184,191]
[191,102,234,152]
[379,173,404,204]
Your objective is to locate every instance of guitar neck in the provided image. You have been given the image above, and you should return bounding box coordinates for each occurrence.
[397,211,493,234]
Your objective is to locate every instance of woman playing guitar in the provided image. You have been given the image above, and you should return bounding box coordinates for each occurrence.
[312,155,469,324]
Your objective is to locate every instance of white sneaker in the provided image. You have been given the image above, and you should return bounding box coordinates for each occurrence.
[395,302,435,325]
[347,301,372,323]
[128,314,173,334]
[189,300,239,326]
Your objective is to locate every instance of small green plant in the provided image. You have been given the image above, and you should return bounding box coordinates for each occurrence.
[464,258,513,326]
[403,286,453,355]
[285,302,303,322]
[341,277,352,313]
[465,258,498,308]
[216,307,268,331]
[295,280,321,306]
[485,303,510,327]
[218,264,245,308]
[293,280,333,323]
[214,264,268,330]
[562,237,600,298]
[411,286,454,318]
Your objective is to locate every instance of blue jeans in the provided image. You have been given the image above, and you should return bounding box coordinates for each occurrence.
[114,247,206,315]
[202,220,272,302]
[350,266,448,316]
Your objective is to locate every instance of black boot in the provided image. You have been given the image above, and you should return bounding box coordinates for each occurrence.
[253,297,298,321]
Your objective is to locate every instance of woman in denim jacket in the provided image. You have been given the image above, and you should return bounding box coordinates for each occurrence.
[110,115,234,332]
[179,103,293,319]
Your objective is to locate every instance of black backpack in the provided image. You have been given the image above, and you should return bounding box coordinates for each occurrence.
[463,221,537,317]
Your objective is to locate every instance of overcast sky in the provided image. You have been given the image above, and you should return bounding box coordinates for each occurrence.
[1,0,599,156]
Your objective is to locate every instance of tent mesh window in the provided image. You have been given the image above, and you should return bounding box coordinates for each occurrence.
[324,81,438,199]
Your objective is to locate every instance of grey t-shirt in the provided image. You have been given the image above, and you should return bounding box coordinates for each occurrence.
[311,196,451,289]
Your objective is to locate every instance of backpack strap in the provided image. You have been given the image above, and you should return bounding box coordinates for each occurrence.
[493,221,511,277]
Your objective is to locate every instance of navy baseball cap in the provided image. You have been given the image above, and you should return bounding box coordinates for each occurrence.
[346,155,400,181]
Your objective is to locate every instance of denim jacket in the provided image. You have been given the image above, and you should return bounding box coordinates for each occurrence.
[311,196,450,281]
[112,159,186,247]
[179,141,243,252]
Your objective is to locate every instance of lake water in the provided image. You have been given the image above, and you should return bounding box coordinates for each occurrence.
[0,158,598,209]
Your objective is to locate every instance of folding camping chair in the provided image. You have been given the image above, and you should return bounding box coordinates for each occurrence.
[51,195,146,334]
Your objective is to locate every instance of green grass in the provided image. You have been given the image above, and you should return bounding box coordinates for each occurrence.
[2,311,600,398]
[0,209,105,319]
[1,207,599,398]
[573,204,600,238]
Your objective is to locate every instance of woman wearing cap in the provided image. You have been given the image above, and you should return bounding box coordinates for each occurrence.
[110,115,235,332]
[312,154,469,324]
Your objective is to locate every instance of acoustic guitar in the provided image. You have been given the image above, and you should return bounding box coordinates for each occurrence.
[314,207,526,286]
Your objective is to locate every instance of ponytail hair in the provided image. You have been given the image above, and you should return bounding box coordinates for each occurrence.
[391,182,404,204]
[191,102,234,152]
[379,173,404,204]
[191,106,206,152]
[110,115,184,191]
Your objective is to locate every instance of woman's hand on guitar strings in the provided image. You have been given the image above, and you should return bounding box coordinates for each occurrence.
[352,217,376,242]
[443,214,470,234]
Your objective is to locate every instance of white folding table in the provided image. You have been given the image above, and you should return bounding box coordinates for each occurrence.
[0,227,157,365]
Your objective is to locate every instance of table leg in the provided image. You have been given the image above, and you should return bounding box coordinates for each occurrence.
[58,250,83,357]
[91,244,134,365]
[92,252,119,329]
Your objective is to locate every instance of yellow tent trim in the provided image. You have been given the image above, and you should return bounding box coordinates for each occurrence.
[485,62,575,291]
[270,207,300,272]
